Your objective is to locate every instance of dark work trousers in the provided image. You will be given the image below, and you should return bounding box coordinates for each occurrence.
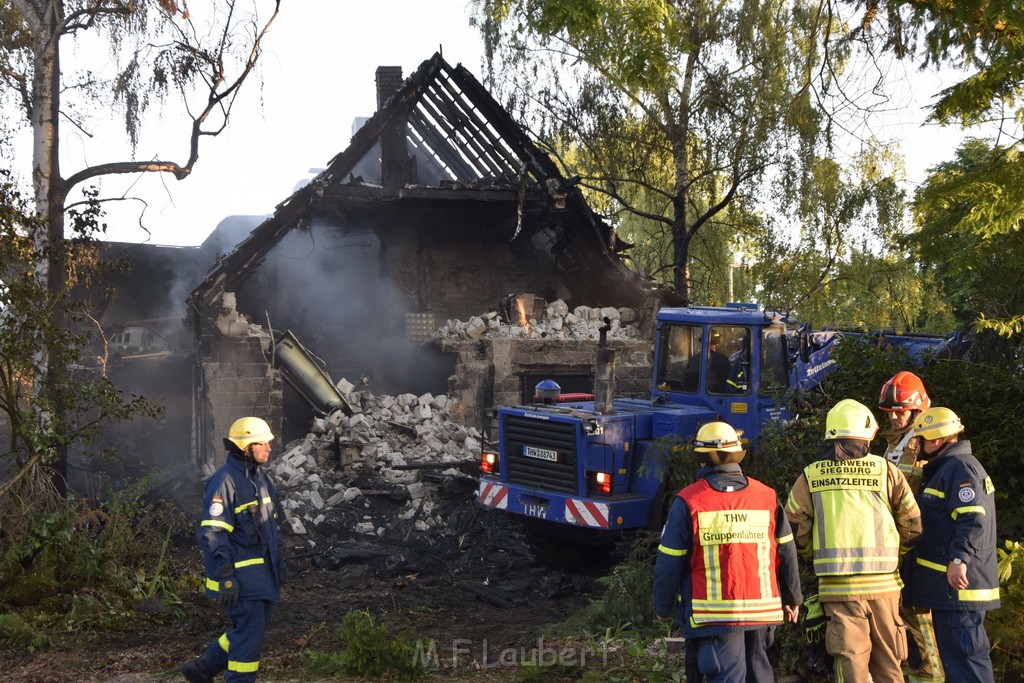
[684,628,775,682]
[198,599,276,682]
[933,610,995,683]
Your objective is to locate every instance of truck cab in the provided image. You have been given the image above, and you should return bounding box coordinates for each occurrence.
[652,305,791,440]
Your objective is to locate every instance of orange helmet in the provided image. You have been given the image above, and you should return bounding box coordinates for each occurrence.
[878,371,930,412]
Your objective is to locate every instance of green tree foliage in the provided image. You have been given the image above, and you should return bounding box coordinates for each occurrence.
[850,0,1024,339]
[0,171,158,518]
[911,137,1024,345]
[0,1,280,487]
[473,0,874,304]
[736,150,954,330]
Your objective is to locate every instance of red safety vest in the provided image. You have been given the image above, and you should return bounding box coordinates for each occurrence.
[679,478,784,626]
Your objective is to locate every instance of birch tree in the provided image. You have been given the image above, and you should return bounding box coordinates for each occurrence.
[0,0,280,489]
[473,0,864,304]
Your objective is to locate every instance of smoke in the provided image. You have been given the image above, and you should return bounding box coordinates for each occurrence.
[241,219,454,399]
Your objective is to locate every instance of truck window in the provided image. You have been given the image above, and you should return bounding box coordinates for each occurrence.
[657,324,703,393]
[760,326,788,389]
[708,325,751,396]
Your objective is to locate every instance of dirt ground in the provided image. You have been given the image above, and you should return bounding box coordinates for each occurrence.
[0,494,622,683]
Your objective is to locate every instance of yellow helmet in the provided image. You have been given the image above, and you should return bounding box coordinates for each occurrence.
[694,421,743,452]
[825,399,878,441]
[914,407,964,440]
[226,417,274,450]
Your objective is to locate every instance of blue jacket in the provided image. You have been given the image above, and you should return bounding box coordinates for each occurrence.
[199,452,284,601]
[905,440,1000,612]
[653,463,802,636]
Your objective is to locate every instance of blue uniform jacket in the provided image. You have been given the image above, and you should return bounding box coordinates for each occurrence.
[653,463,803,636]
[199,452,284,601]
[905,440,1000,612]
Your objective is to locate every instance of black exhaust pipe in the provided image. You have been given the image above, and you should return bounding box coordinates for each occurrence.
[594,317,615,415]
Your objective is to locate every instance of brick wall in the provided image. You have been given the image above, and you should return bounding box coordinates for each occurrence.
[194,292,284,466]
[439,336,654,431]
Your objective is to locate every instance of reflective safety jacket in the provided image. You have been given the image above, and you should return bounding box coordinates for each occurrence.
[786,454,921,600]
[906,440,1000,612]
[199,452,284,601]
[654,464,802,636]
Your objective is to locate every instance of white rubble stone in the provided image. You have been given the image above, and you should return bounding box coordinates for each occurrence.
[547,299,569,318]
[311,417,327,434]
[600,306,620,321]
[417,393,433,406]
[308,490,324,510]
[336,377,355,395]
[286,518,307,535]
[383,469,417,484]
[431,394,448,411]
[312,514,325,526]
[354,522,375,535]
[342,486,363,502]
[407,481,428,500]
[325,490,347,506]
[412,404,433,421]
[466,316,487,339]
[397,393,417,408]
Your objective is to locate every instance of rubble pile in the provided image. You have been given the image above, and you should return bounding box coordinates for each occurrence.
[270,378,482,542]
[435,299,642,341]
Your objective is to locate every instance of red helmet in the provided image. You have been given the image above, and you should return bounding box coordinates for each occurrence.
[878,371,931,412]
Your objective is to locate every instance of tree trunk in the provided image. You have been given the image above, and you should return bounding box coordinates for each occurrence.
[30,15,69,494]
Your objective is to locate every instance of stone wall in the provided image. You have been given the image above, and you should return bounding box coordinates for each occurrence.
[194,292,284,466]
[438,336,654,431]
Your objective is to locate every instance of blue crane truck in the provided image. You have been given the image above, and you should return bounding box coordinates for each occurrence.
[476,304,965,540]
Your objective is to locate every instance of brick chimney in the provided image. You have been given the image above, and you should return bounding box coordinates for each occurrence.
[375,65,417,187]
[376,66,403,110]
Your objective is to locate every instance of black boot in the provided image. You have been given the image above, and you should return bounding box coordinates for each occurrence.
[180,657,215,683]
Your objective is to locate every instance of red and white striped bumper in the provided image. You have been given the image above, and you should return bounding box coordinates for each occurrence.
[564,498,610,528]
[478,481,508,510]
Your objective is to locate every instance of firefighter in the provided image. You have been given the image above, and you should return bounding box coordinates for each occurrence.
[878,371,944,683]
[654,421,802,682]
[904,408,999,683]
[181,417,287,683]
[785,399,921,683]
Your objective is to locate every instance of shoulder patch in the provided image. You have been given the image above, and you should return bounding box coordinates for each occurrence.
[958,487,976,503]
[209,502,225,517]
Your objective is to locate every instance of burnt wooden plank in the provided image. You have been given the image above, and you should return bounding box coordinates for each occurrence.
[431,71,524,173]
[417,87,509,179]
[407,109,480,180]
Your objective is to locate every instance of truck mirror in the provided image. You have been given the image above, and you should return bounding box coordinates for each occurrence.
[798,323,811,363]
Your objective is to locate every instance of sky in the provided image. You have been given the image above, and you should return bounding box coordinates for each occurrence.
[48,0,969,248]
[83,0,488,246]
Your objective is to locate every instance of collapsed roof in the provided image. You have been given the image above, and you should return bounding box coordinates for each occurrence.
[188,52,676,317]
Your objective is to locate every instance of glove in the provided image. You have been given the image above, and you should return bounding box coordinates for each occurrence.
[215,565,239,607]
[800,593,826,643]
[277,558,288,585]
[217,576,239,607]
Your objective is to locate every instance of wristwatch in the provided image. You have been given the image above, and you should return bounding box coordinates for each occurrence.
[952,558,964,565]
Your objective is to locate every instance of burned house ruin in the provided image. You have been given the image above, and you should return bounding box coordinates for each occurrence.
[88,53,676,474]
